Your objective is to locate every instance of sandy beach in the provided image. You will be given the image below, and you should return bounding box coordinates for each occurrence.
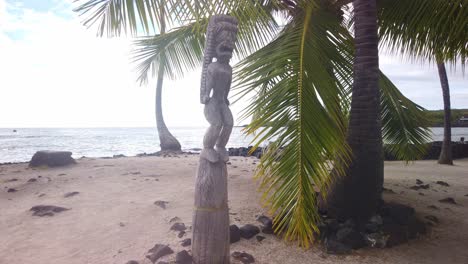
[1,155,467,264]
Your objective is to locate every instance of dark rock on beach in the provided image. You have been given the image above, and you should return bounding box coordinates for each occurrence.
[170,222,187,232]
[435,181,450,187]
[232,251,255,264]
[29,150,76,167]
[256,215,274,234]
[154,200,169,209]
[416,179,424,185]
[180,238,191,247]
[324,238,352,255]
[256,235,265,242]
[410,184,430,191]
[64,191,79,198]
[335,227,366,249]
[7,188,17,193]
[175,250,193,264]
[425,215,439,224]
[240,224,260,239]
[125,261,139,264]
[439,197,457,204]
[30,205,69,217]
[230,225,241,243]
[146,244,173,263]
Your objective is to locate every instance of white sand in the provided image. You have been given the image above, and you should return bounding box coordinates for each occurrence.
[1,155,467,264]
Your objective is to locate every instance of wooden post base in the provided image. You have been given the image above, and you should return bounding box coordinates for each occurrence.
[192,158,230,264]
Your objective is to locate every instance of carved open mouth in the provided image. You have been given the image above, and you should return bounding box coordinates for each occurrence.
[220,45,234,53]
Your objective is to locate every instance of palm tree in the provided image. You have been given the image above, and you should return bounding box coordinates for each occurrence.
[437,61,453,164]
[326,0,383,221]
[75,0,181,152]
[74,0,461,246]
[153,4,181,152]
[378,0,467,165]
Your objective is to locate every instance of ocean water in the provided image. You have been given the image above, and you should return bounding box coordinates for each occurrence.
[0,127,467,163]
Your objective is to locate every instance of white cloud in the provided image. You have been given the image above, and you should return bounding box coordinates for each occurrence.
[0,0,212,128]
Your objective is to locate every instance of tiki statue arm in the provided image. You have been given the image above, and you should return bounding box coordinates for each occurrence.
[201,67,213,104]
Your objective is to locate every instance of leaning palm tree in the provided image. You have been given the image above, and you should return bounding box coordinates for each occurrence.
[74,0,461,246]
[76,0,181,151]
[152,4,182,152]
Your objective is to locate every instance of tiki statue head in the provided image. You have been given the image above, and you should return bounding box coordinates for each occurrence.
[200,15,238,93]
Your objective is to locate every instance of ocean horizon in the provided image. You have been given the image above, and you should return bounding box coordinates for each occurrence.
[1,127,467,163]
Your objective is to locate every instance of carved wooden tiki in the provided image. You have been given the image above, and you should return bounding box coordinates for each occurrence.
[192,15,238,264]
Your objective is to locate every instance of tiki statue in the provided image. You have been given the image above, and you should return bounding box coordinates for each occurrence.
[200,15,238,163]
[192,15,238,264]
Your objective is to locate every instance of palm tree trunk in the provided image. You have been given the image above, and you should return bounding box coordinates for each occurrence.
[327,0,383,222]
[437,61,453,165]
[155,3,181,152]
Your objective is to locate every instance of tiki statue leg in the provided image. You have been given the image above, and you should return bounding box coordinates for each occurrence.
[201,101,223,163]
[215,105,233,162]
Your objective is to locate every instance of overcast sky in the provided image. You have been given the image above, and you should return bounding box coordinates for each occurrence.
[0,0,466,128]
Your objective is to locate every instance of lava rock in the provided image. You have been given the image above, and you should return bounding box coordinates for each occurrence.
[27,178,37,182]
[231,251,255,264]
[435,181,450,187]
[439,197,457,205]
[126,261,139,264]
[175,250,193,264]
[170,222,187,232]
[324,219,340,232]
[240,224,260,239]
[383,203,415,225]
[410,184,430,191]
[29,150,76,167]
[30,205,69,217]
[154,200,169,209]
[407,216,427,239]
[7,188,17,193]
[256,235,265,242]
[64,191,79,198]
[364,233,387,248]
[180,238,191,247]
[257,215,274,234]
[177,231,186,238]
[256,215,272,226]
[146,244,173,263]
[382,222,409,247]
[416,179,424,185]
[324,238,351,255]
[425,215,439,224]
[335,227,366,249]
[230,225,241,243]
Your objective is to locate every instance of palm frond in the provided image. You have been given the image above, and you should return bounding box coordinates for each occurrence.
[380,72,432,161]
[132,3,279,82]
[378,0,468,67]
[132,22,205,83]
[233,7,353,247]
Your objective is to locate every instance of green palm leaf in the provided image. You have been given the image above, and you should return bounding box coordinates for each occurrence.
[234,6,353,247]
[378,0,467,66]
[379,72,432,161]
[131,3,278,83]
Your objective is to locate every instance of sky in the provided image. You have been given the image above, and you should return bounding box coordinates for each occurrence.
[0,0,466,128]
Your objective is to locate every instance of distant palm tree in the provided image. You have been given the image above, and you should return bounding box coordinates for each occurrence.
[74,0,462,245]
[437,61,453,165]
[379,0,467,166]
[153,3,181,152]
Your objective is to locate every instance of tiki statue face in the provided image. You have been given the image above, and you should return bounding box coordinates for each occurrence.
[214,27,237,61]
